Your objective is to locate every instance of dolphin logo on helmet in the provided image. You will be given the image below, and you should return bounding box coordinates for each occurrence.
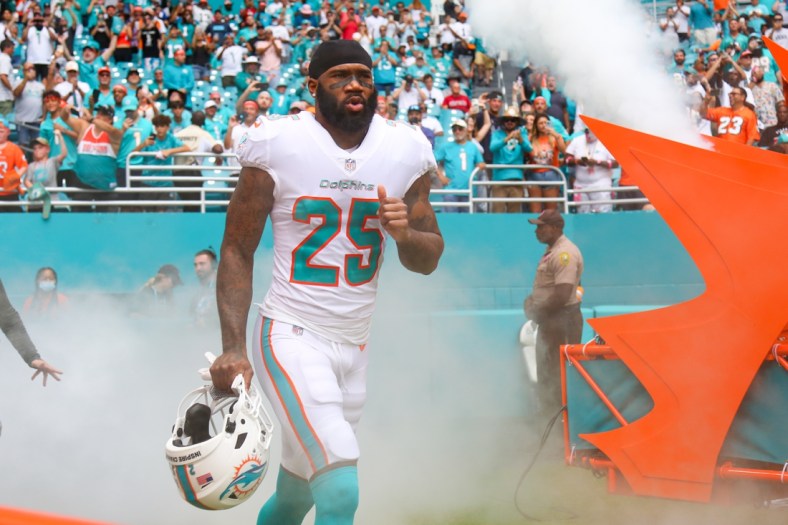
[165,357,274,511]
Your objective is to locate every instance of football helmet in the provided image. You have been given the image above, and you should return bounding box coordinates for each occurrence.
[520,320,538,384]
[165,370,274,510]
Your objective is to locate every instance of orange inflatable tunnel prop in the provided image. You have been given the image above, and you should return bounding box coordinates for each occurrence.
[762,36,788,101]
[580,117,788,502]
[0,507,115,525]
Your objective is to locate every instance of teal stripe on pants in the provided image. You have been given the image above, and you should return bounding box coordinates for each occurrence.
[261,317,328,472]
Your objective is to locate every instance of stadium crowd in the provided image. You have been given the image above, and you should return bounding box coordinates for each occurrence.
[0,0,785,214]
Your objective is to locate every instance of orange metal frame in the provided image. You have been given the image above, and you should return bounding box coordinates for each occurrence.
[576,44,788,501]
[561,341,788,490]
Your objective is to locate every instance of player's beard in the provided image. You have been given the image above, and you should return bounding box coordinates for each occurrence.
[316,83,378,133]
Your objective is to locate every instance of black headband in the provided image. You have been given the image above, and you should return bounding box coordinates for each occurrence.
[308,40,373,79]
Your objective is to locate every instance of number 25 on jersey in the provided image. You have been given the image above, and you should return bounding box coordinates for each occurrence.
[291,197,383,287]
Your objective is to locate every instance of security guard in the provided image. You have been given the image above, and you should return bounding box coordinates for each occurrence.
[523,209,583,418]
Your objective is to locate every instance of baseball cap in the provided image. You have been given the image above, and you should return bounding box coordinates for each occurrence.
[528,209,565,227]
[407,104,421,113]
[205,100,218,109]
[157,264,183,285]
[121,96,139,112]
[127,68,140,77]
[65,60,79,72]
[98,65,111,74]
[740,50,753,58]
[112,84,128,93]
[487,90,503,100]
[450,118,467,129]
[31,137,50,148]
[243,56,260,64]
[83,40,100,51]
[458,11,468,20]
[289,100,307,111]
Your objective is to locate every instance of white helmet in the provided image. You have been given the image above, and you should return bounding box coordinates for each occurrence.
[165,372,274,510]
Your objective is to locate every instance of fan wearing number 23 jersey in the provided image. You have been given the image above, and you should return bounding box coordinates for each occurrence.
[704,105,760,146]
[236,111,437,344]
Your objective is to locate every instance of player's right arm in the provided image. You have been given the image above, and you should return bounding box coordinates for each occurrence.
[210,166,275,392]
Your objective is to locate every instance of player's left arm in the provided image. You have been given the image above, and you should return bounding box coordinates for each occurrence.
[377,172,444,275]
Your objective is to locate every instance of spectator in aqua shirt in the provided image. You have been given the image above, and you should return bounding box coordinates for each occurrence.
[109,85,130,120]
[162,26,188,65]
[292,4,314,26]
[720,18,749,59]
[742,0,772,35]
[372,21,397,50]
[204,101,228,140]
[291,25,320,64]
[163,49,195,92]
[62,40,114,91]
[428,45,452,77]
[207,90,235,123]
[255,7,273,27]
[237,15,258,44]
[407,52,433,81]
[490,107,533,213]
[116,97,154,188]
[372,40,399,96]
[269,79,292,115]
[135,114,190,188]
[162,100,193,134]
[235,56,263,94]
[748,36,781,83]
[434,118,485,213]
[38,90,78,186]
[689,0,717,48]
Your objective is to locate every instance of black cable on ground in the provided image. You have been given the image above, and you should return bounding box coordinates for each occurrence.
[513,405,578,522]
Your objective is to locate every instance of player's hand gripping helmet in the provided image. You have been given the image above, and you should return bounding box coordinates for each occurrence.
[165,371,274,510]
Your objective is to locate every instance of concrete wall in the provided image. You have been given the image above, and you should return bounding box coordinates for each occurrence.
[0,211,704,421]
[0,211,703,304]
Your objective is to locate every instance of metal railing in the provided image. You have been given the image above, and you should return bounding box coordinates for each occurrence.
[430,165,649,213]
[1,154,649,214]
[431,164,569,213]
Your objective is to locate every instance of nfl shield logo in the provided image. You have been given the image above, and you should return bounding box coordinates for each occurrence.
[344,159,356,173]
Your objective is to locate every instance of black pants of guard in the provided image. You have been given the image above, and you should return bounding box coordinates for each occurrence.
[535,304,583,419]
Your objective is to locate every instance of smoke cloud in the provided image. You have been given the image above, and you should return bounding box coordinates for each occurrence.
[466,0,707,146]
[1,259,784,525]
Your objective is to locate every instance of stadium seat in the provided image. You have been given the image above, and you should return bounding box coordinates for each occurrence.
[438,108,466,130]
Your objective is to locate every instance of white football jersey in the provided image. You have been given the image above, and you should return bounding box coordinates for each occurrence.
[237,113,436,344]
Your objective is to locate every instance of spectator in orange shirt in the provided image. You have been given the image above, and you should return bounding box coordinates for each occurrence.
[0,119,28,210]
[700,86,760,145]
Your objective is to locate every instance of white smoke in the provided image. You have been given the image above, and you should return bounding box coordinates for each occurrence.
[466,0,706,146]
